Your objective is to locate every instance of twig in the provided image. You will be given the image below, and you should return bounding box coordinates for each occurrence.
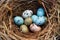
[58,10,60,24]
[2,21,9,34]
[0,32,11,40]
[6,5,12,30]
[9,31,22,40]
[8,34,18,40]
[49,10,56,20]
[0,25,4,28]
[42,2,49,18]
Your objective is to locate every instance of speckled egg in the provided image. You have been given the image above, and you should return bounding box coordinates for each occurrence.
[30,24,41,32]
[37,8,45,17]
[35,16,47,25]
[22,10,33,18]
[20,25,29,33]
[25,17,32,25]
[31,15,38,23]
[14,16,24,25]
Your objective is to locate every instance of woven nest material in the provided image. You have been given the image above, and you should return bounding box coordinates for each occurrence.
[0,0,60,40]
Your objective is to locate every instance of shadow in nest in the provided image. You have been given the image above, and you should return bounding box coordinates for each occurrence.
[6,0,48,39]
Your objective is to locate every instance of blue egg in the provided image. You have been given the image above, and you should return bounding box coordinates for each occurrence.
[37,8,45,17]
[14,16,24,25]
[31,15,38,23]
[35,16,46,25]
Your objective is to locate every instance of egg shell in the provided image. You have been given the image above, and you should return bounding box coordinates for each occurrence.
[30,24,41,32]
[14,16,24,25]
[22,10,33,18]
[37,8,45,17]
[25,17,32,25]
[35,16,47,25]
[31,15,38,23]
[20,25,29,33]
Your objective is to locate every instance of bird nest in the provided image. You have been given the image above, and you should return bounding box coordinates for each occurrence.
[0,0,60,40]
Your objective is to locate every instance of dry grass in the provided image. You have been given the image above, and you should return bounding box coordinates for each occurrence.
[0,0,60,40]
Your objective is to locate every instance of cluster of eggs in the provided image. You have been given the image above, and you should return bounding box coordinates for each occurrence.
[14,8,47,33]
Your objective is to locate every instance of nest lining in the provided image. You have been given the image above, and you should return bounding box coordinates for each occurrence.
[0,0,59,40]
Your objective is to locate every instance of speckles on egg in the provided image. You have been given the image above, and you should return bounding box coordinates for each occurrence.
[31,15,38,23]
[22,10,33,18]
[20,25,29,34]
[14,16,24,25]
[35,16,47,25]
[29,24,41,32]
[37,8,45,17]
[13,8,47,33]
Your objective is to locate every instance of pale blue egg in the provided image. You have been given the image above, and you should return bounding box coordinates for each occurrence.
[37,8,45,17]
[14,16,24,25]
[35,16,46,25]
[22,10,33,18]
[31,15,38,23]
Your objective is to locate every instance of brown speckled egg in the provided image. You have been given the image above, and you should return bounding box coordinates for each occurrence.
[20,25,29,34]
[29,24,41,32]
[25,17,32,25]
